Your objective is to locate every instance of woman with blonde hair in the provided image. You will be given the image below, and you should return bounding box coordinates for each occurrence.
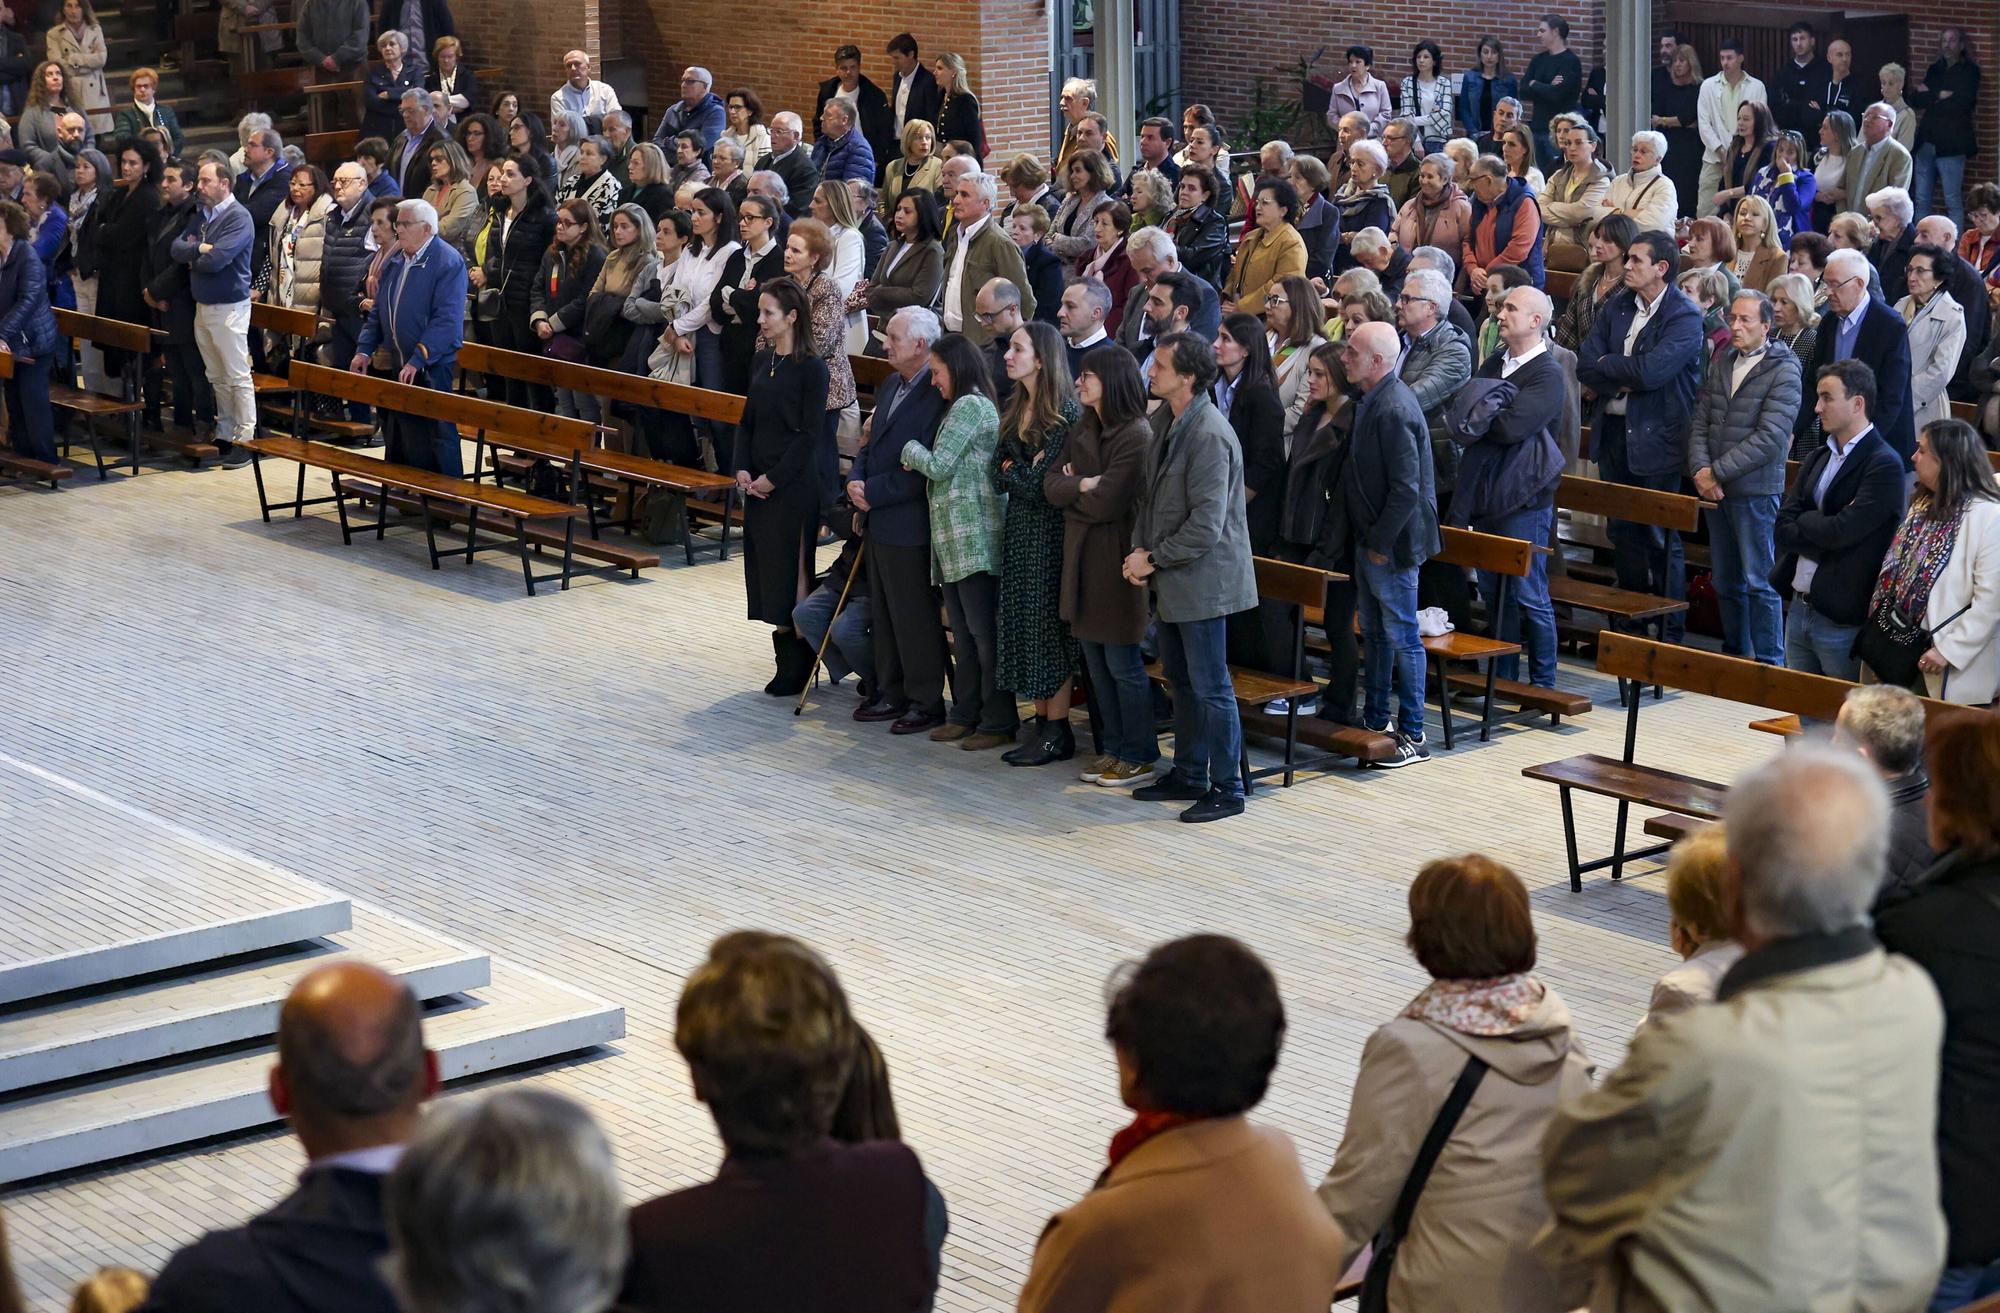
[1768,271,1821,362]
[1640,827,1744,1029]
[1812,109,1858,232]
[1729,194,1788,292]
[580,202,658,424]
[882,118,942,218]
[624,141,675,223]
[932,51,984,158]
[1126,168,1174,230]
[67,1267,147,1313]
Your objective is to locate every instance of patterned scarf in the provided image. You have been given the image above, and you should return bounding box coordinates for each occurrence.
[1403,973,1546,1036]
[1870,494,1963,621]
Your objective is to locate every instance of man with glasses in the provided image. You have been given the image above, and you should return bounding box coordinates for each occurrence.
[1463,156,1544,295]
[653,66,725,152]
[1576,229,1706,638]
[1794,246,1916,467]
[972,278,1025,404]
[1380,119,1421,208]
[349,199,468,475]
[1842,102,1914,218]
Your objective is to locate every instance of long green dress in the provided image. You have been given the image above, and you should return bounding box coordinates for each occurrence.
[994,397,1083,699]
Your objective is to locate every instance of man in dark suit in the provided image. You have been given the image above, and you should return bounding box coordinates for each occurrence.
[763,112,820,220]
[1337,320,1440,766]
[1575,228,1707,639]
[813,44,895,178]
[142,157,215,437]
[137,963,439,1313]
[1775,359,1909,679]
[848,306,951,735]
[387,88,445,200]
[1794,247,1916,465]
[885,33,940,141]
[1118,228,1221,360]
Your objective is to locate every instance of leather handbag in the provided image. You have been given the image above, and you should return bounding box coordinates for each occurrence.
[1854,598,1970,689]
[1357,1056,1488,1313]
[473,287,502,322]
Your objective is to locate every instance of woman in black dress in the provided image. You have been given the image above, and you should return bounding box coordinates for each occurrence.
[1652,43,1702,220]
[734,276,830,695]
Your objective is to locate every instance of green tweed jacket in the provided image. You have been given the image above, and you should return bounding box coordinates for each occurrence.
[903,392,1004,585]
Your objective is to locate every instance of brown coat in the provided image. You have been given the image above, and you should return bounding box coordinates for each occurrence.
[1736,244,1788,297]
[1017,1117,1344,1313]
[1044,411,1150,645]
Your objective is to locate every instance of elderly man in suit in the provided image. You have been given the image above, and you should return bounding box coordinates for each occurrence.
[1688,289,1804,665]
[1335,320,1439,767]
[1794,247,1916,466]
[939,170,1033,346]
[137,962,439,1313]
[1841,102,1914,217]
[848,306,951,735]
[1576,229,1708,639]
[1125,331,1259,823]
[349,198,468,475]
[387,88,443,200]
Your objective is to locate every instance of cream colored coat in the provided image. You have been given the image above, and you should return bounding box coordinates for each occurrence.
[45,22,109,132]
[1316,988,1594,1313]
[1899,289,1967,430]
[1924,495,2000,705]
[1542,945,1946,1313]
[1017,1116,1344,1313]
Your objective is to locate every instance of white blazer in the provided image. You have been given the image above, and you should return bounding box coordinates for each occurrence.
[1899,290,1967,430]
[1926,496,2000,706]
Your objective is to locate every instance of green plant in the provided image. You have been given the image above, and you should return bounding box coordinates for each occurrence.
[1235,75,1301,150]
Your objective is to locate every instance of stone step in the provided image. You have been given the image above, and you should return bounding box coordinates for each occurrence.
[0,961,624,1184]
[0,760,352,1005]
[0,906,490,1095]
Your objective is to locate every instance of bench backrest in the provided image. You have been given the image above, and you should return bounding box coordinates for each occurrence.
[1435,525,1537,577]
[52,308,152,353]
[1597,631,1970,725]
[1557,474,1703,532]
[1544,267,1578,302]
[457,342,746,424]
[251,302,318,340]
[1254,556,1342,609]
[306,130,361,169]
[240,66,313,103]
[848,354,895,391]
[290,360,596,446]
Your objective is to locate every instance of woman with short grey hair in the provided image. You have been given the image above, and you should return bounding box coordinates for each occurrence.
[385,1088,626,1313]
[550,110,588,188]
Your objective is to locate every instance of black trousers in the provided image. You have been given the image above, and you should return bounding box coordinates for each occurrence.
[494,314,553,412]
[867,539,948,716]
[161,341,214,428]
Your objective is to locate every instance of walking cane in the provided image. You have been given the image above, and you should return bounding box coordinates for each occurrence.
[795,528,865,716]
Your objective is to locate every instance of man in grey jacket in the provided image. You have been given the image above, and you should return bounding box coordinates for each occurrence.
[297,0,371,132]
[1126,331,1258,822]
[1688,290,1802,665]
[1340,320,1440,766]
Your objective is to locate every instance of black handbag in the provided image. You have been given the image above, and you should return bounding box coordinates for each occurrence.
[1357,1056,1488,1313]
[1854,598,1972,689]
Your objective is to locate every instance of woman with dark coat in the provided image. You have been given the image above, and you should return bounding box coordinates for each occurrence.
[1007,202,1064,328]
[1166,165,1230,291]
[1876,714,2000,1313]
[474,156,556,410]
[708,192,786,395]
[1216,313,1287,555]
[1288,342,1360,724]
[529,197,605,418]
[0,199,62,462]
[733,277,830,695]
[93,140,161,381]
[141,159,212,435]
[1044,344,1158,786]
[864,189,943,356]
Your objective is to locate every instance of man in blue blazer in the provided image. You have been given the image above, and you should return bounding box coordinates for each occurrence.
[1793,246,1917,467]
[847,306,950,734]
[350,197,468,476]
[1575,228,1707,639]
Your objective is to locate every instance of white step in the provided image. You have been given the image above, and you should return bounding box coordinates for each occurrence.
[0,758,352,1004]
[0,962,625,1184]
[0,906,490,1094]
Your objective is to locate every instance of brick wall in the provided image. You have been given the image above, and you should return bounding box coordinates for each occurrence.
[1177,0,1605,151]
[452,0,597,109]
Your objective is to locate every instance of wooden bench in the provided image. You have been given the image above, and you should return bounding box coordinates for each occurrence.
[257,363,595,594]
[1426,525,1584,749]
[0,348,69,489]
[1544,267,1577,304]
[1551,473,1703,698]
[306,129,360,171]
[456,342,743,563]
[49,308,181,478]
[252,302,378,446]
[1523,633,1966,890]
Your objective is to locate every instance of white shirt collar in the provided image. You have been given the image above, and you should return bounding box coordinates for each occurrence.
[306,1143,405,1178]
[1501,338,1547,373]
[1071,327,1108,350]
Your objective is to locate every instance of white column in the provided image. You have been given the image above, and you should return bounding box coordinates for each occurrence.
[1604,1,1651,176]
[1099,0,1136,161]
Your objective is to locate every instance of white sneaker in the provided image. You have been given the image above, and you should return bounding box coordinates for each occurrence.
[1262,695,1320,717]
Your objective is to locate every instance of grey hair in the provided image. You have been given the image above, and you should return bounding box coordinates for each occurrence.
[399,87,430,109]
[1918,214,1959,244]
[1421,151,1455,182]
[749,170,788,204]
[1348,139,1388,172]
[1632,129,1668,159]
[1410,244,1457,282]
[1072,277,1113,320]
[771,110,803,135]
[1061,77,1096,102]
[1836,684,1928,777]
[1332,267,1381,299]
[712,139,742,167]
[551,111,587,145]
[1351,225,1392,260]
[1496,95,1523,113]
[236,111,272,145]
[602,110,631,132]
[1338,110,1369,134]
[1866,186,1914,224]
[377,28,408,52]
[961,170,998,208]
[889,305,942,346]
[1126,224,1177,263]
[979,276,1021,310]
[1768,272,1820,330]
[1261,139,1295,166]
[251,127,284,152]
[822,99,854,128]
[397,198,440,232]
[1826,246,1870,283]
[1725,745,1889,940]
[1402,267,1453,318]
[1510,285,1554,327]
[384,1088,626,1313]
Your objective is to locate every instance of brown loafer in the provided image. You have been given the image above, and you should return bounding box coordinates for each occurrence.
[928,722,974,741]
[959,730,1016,751]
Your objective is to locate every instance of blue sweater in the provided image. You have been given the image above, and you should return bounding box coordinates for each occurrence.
[170,197,255,304]
[355,236,467,370]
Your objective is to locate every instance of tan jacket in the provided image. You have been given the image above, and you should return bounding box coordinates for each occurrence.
[1843,137,1914,216]
[1316,988,1594,1313]
[941,216,1033,347]
[1543,940,1946,1313]
[1018,1117,1343,1313]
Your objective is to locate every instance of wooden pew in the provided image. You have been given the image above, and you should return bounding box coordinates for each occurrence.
[1523,632,1968,890]
[49,308,189,478]
[252,302,379,446]
[0,350,70,489]
[456,342,743,563]
[1550,473,1703,695]
[253,361,591,594]
[1430,526,1594,746]
[305,130,361,171]
[1544,267,1578,304]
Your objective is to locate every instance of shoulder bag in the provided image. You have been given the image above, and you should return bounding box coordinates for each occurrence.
[1357,1055,1488,1313]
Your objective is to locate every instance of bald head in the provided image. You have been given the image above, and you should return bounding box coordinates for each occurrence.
[274,962,436,1159]
[1344,321,1401,390]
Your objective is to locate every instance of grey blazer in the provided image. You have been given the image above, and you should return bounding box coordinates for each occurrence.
[1687,339,1803,496]
[865,239,943,319]
[1842,138,1913,215]
[1134,395,1259,624]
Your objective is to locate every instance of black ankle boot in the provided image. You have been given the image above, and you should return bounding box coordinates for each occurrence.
[768,631,815,697]
[763,630,791,695]
[1001,716,1046,764]
[1006,716,1076,767]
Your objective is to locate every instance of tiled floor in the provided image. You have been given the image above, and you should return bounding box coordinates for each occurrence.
[0,460,1782,1311]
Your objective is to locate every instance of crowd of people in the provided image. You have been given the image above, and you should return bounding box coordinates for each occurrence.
[0,703,1995,1313]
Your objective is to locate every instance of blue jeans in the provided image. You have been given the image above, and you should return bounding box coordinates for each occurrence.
[1785,593,1861,680]
[1357,553,1426,738]
[1708,492,1784,664]
[1080,638,1159,767]
[1157,615,1241,796]
[694,328,730,459]
[1473,502,1557,686]
[1931,1261,2000,1312]
[3,352,57,462]
[792,579,872,688]
[1596,415,1687,642]
[1914,144,1968,229]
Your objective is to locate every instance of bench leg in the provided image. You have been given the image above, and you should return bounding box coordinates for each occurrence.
[375,482,390,540]
[331,472,353,544]
[515,516,536,596]
[1434,655,1455,751]
[418,495,441,568]
[463,502,480,566]
[293,460,307,518]
[560,516,575,591]
[1282,703,1298,788]
[1610,799,1632,882]
[1558,787,1583,892]
[1479,660,1499,742]
[250,451,272,521]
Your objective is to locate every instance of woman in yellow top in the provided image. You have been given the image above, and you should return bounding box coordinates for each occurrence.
[1223,178,1306,315]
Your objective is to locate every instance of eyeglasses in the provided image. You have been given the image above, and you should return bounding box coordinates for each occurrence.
[1264,294,1290,307]
[393,218,425,228]
[973,309,1000,324]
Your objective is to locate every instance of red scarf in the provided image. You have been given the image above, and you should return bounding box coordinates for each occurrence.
[1107,1111,1203,1169]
